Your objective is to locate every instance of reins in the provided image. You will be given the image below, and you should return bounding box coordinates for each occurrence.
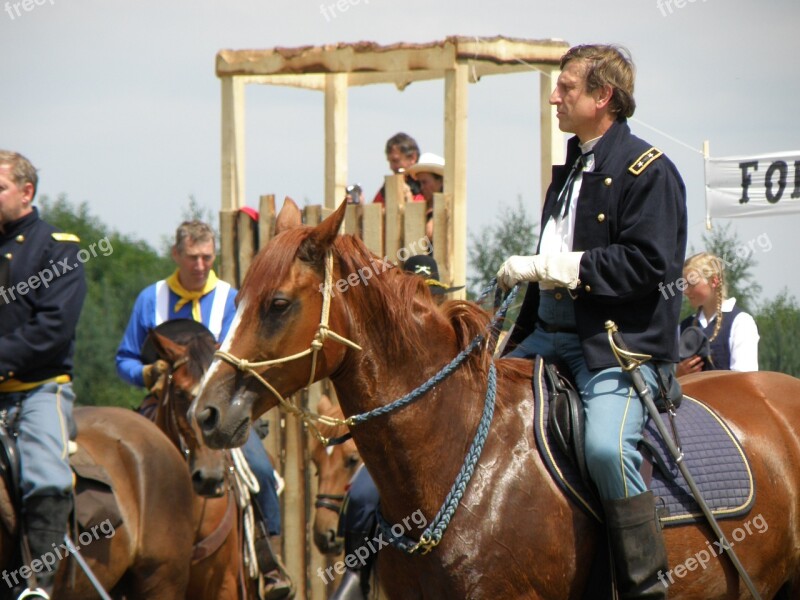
[212,243,519,555]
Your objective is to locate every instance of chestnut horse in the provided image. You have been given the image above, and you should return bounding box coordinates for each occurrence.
[149,330,253,600]
[1,407,195,599]
[309,395,361,555]
[192,198,800,599]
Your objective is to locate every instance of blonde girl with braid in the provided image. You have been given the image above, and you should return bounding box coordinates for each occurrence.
[676,252,760,376]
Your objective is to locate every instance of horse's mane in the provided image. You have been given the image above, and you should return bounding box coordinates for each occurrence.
[240,225,530,385]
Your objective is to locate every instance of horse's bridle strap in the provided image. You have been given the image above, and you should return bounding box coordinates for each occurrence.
[212,250,361,444]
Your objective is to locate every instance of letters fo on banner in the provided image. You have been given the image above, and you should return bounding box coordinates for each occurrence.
[705,150,800,220]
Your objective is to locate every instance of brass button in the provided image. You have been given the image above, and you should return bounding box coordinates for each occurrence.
[15,235,24,243]
[584,285,592,293]
[554,292,563,300]
[597,213,606,223]
[4,253,11,260]
[604,177,613,187]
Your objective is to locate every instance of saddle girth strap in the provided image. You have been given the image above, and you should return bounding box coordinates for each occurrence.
[191,490,237,564]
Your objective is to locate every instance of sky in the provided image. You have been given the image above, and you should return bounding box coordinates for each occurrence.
[2,0,799,303]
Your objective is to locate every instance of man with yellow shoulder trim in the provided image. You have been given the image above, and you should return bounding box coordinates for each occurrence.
[0,150,87,600]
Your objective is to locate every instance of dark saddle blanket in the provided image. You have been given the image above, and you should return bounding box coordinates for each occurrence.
[0,433,123,536]
[532,358,755,526]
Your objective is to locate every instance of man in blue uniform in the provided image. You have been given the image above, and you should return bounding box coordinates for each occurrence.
[116,220,292,598]
[0,150,87,599]
[497,45,687,598]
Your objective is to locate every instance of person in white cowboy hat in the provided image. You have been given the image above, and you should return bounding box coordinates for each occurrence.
[406,152,445,246]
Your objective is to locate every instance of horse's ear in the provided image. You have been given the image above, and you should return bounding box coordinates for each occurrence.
[150,331,184,363]
[308,201,347,250]
[275,197,303,234]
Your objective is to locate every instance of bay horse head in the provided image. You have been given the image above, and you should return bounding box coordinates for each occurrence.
[309,394,361,555]
[150,328,228,496]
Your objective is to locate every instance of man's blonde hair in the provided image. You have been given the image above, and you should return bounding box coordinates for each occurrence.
[560,44,636,119]
[0,150,38,197]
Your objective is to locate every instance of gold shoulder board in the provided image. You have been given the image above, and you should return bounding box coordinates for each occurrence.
[628,147,663,176]
[51,233,81,243]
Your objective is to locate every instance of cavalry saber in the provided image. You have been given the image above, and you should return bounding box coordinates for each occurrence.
[63,534,113,600]
[604,321,762,600]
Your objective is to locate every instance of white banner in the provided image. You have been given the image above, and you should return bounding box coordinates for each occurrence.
[705,150,800,219]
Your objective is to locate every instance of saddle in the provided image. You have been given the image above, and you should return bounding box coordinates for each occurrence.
[0,422,123,539]
[535,357,754,525]
[545,360,683,492]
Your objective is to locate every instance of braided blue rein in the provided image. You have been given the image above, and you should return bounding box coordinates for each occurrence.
[352,282,517,555]
[345,282,517,428]
[376,361,497,554]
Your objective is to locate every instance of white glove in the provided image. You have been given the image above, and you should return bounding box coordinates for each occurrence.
[496,252,584,291]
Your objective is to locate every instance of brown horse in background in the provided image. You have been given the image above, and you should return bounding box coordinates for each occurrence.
[0,407,196,599]
[149,330,251,600]
[192,198,800,599]
[309,394,361,555]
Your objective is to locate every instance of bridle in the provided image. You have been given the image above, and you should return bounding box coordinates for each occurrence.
[159,356,196,462]
[213,250,362,443]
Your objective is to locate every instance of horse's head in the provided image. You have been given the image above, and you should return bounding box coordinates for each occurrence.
[150,329,228,496]
[192,197,363,449]
[310,394,361,555]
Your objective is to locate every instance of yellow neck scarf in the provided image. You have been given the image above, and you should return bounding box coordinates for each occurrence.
[166,269,218,322]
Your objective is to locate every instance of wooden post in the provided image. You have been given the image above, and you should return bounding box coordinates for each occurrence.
[259,195,276,249]
[325,74,348,211]
[219,209,237,286]
[383,174,406,263]
[540,67,564,209]
[236,211,257,286]
[403,202,427,258]
[443,63,468,300]
[221,76,246,212]
[432,192,454,287]
[361,203,384,256]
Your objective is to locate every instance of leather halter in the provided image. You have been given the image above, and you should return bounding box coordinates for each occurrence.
[213,250,362,443]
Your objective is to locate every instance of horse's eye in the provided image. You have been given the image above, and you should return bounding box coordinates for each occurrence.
[270,298,291,313]
[346,453,360,468]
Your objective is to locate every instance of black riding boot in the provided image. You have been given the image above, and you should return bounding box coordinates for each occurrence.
[329,529,375,600]
[604,491,669,599]
[20,494,74,599]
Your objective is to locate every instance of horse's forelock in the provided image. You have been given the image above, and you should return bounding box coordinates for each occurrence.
[184,335,216,384]
[239,227,314,310]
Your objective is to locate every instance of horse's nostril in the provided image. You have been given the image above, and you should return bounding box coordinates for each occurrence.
[197,406,219,432]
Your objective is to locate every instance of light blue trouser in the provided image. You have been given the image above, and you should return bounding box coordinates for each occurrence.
[508,291,660,500]
[0,382,75,501]
[243,430,282,536]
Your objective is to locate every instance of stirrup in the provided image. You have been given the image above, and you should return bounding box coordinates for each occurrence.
[17,588,51,600]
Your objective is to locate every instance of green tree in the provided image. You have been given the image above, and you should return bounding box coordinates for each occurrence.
[755,291,800,377]
[467,196,538,298]
[39,195,173,408]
